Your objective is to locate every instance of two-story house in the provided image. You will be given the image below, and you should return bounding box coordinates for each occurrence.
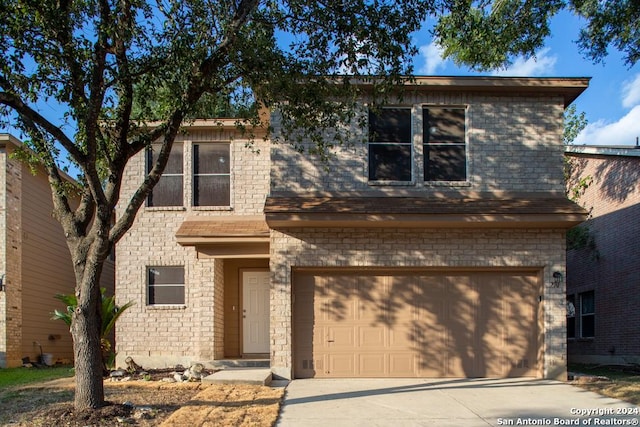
[115,76,589,380]
[565,144,640,365]
[0,134,115,367]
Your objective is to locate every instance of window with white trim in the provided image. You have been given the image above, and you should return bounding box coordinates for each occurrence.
[193,143,230,206]
[367,106,467,184]
[147,266,185,305]
[146,143,184,207]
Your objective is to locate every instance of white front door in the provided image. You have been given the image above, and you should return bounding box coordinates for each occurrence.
[242,270,270,354]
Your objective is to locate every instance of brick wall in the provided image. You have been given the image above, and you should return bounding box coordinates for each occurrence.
[566,152,640,363]
[268,92,569,379]
[270,227,568,379]
[1,147,23,367]
[0,148,7,367]
[271,93,565,195]
[115,128,270,368]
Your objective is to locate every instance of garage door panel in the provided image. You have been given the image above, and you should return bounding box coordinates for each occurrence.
[294,270,540,379]
[357,276,387,322]
[328,354,355,376]
[359,326,386,347]
[360,354,385,376]
[328,326,355,348]
[389,353,416,376]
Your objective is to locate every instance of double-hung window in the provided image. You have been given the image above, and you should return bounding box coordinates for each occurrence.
[368,106,467,184]
[423,107,467,181]
[566,295,576,339]
[368,107,413,182]
[147,266,185,305]
[193,143,231,207]
[580,291,595,338]
[146,143,184,207]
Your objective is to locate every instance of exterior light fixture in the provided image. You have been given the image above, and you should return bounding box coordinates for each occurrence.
[0,274,5,292]
[550,271,563,288]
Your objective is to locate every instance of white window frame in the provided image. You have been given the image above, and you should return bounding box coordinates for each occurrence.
[367,106,414,184]
[147,266,185,306]
[192,142,231,207]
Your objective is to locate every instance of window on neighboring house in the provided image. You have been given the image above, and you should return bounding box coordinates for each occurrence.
[580,290,595,338]
[423,107,467,181]
[368,107,413,182]
[146,143,184,207]
[193,143,230,206]
[147,266,185,305]
[566,295,576,339]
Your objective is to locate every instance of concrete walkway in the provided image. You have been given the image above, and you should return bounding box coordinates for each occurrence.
[277,378,640,426]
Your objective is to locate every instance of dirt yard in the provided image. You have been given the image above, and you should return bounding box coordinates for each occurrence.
[0,376,284,426]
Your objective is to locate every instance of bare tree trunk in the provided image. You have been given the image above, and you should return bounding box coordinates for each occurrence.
[70,251,105,410]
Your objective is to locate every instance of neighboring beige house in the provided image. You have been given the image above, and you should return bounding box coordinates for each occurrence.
[0,134,115,367]
[565,145,640,364]
[115,76,589,380]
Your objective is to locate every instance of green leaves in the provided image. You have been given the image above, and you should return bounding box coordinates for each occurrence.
[434,0,564,71]
[570,0,640,67]
[52,288,134,339]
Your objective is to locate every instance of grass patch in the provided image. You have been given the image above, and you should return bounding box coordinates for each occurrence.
[569,363,640,405]
[0,365,74,390]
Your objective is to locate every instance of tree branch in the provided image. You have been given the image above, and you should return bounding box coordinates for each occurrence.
[0,90,85,162]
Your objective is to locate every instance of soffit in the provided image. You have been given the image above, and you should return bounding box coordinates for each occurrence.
[356,76,590,108]
[264,196,589,229]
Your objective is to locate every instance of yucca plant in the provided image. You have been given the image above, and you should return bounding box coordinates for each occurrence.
[52,288,134,373]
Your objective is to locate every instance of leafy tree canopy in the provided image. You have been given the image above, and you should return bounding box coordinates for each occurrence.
[0,0,635,412]
[435,0,640,70]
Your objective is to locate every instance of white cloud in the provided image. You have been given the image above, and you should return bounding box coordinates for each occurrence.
[622,74,640,108]
[574,105,640,146]
[491,48,557,77]
[418,41,446,75]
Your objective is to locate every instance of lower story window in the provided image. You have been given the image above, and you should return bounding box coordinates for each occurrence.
[147,266,185,305]
[566,295,576,339]
[580,290,595,338]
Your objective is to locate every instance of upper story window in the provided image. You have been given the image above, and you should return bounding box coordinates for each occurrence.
[193,143,231,207]
[423,107,467,182]
[368,107,412,182]
[146,143,184,207]
[367,106,467,184]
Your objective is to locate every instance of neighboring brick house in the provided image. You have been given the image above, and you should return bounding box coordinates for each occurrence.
[565,145,640,365]
[115,77,589,380]
[0,134,115,367]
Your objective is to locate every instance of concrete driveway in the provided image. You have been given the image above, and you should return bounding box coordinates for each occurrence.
[277,378,640,426]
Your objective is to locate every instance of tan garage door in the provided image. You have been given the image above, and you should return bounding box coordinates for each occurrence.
[293,270,541,378]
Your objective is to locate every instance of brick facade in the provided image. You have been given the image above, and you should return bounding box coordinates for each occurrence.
[115,125,270,368]
[115,78,587,379]
[566,146,640,364]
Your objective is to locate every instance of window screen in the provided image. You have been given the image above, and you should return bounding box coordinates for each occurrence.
[193,144,231,206]
[368,108,412,181]
[146,144,184,207]
[423,107,467,181]
[147,266,185,305]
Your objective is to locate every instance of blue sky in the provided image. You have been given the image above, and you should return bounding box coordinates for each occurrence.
[4,10,637,148]
[413,10,640,147]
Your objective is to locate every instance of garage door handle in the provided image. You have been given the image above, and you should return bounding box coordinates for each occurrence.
[328,340,335,343]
